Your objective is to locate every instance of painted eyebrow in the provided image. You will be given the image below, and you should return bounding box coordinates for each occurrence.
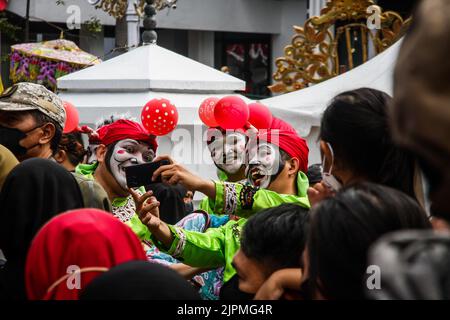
[121,140,139,146]
[258,145,272,151]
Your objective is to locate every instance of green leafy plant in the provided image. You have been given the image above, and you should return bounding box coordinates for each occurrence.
[85,16,102,34]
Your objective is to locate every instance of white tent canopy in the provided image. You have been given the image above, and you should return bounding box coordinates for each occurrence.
[58,44,244,93]
[57,44,250,191]
[262,39,402,163]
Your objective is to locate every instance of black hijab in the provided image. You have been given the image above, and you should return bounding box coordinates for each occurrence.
[80,260,201,300]
[0,158,84,300]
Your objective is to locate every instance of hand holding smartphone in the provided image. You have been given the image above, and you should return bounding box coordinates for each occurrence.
[125,160,170,188]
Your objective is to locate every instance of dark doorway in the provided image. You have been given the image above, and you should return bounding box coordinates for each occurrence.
[215,32,271,99]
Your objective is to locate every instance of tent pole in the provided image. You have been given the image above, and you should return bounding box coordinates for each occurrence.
[25,0,30,42]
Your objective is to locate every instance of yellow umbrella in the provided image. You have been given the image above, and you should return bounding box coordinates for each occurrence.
[10,39,101,91]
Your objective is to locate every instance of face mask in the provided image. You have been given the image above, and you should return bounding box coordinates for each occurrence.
[0,125,40,157]
[246,142,284,189]
[321,142,342,191]
[208,132,246,175]
[108,139,154,190]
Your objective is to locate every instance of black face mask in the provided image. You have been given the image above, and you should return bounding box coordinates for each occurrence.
[0,125,40,157]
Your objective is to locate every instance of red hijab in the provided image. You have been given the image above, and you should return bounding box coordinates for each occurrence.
[25,209,146,300]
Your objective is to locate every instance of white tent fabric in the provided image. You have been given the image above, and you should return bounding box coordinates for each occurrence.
[262,39,402,164]
[58,44,245,92]
[57,44,250,194]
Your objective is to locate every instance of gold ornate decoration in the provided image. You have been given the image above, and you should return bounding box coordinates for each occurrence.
[269,0,411,93]
[95,0,178,19]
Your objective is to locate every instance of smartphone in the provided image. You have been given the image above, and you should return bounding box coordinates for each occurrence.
[125,160,170,188]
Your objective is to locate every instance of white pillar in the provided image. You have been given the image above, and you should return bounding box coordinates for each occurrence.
[188,31,214,67]
[115,0,140,49]
[125,0,140,47]
[309,0,327,18]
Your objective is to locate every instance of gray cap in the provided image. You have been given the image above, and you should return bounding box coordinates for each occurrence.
[0,82,66,128]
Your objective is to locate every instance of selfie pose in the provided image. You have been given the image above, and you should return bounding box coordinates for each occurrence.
[75,119,157,230]
[136,121,310,298]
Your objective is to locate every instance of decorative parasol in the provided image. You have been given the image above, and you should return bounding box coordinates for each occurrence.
[10,39,101,91]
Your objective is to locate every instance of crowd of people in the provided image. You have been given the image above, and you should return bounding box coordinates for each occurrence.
[0,0,450,300]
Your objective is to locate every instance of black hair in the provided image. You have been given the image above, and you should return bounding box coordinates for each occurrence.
[307,182,431,300]
[57,132,86,166]
[320,88,417,199]
[240,203,310,271]
[28,110,62,155]
[104,141,118,174]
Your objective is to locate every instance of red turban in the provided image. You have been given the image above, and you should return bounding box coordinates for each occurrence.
[270,117,296,133]
[96,119,158,152]
[257,129,309,173]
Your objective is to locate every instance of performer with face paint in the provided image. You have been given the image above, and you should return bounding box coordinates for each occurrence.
[207,128,248,182]
[179,127,251,299]
[137,118,311,296]
[198,127,250,217]
[75,118,222,300]
[75,119,158,239]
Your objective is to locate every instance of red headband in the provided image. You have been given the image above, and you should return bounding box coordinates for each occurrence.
[96,119,158,152]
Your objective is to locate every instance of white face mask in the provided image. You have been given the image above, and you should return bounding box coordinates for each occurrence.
[208,132,246,174]
[321,142,342,191]
[246,142,281,189]
[109,139,155,190]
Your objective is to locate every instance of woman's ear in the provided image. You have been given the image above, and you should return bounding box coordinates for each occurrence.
[53,150,66,164]
[96,144,107,163]
[320,140,333,170]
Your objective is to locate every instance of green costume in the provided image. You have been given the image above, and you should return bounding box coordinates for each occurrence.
[151,172,310,282]
[76,163,150,240]
[198,168,228,214]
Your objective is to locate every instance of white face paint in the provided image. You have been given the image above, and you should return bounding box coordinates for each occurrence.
[208,132,246,174]
[246,142,280,189]
[109,139,155,190]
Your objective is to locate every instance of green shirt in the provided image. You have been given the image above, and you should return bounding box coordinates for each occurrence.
[75,163,150,240]
[198,168,228,214]
[152,172,310,282]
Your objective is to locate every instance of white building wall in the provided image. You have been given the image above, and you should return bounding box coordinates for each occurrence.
[8,0,309,72]
[308,0,328,18]
[272,0,308,80]
[9,0,283,33]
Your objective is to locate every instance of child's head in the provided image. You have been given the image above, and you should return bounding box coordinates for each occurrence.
[232,203,309,294]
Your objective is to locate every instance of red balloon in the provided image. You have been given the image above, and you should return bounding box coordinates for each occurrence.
[141,98,178,136]
[63,101,79,134]
[214,96,249,130]
[198,97,219,127]
[248,102,273,129]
